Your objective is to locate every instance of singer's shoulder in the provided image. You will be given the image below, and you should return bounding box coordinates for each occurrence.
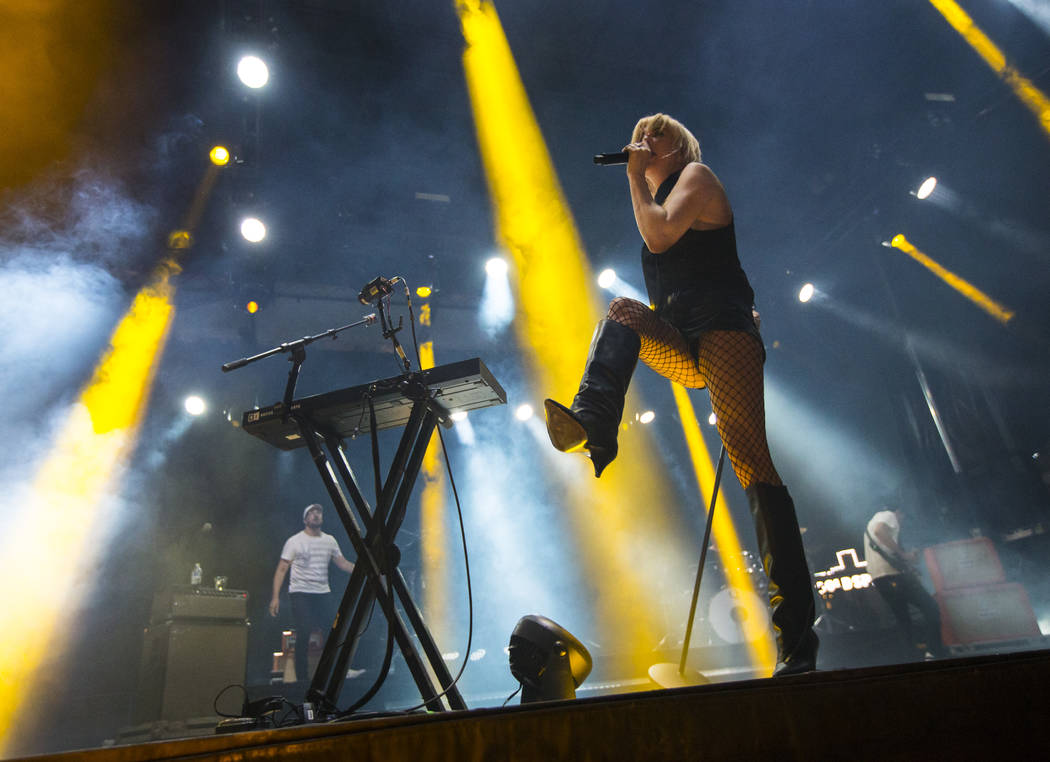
[683,161,717,177]
[678,162,724,190]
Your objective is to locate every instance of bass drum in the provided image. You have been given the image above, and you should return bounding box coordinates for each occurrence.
[708,587,771,644]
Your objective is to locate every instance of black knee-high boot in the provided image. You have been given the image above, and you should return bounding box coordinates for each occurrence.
[544,319,640,478]
[745,483,819,676]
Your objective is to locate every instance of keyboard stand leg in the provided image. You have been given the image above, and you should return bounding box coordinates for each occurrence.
[296,402,465,713]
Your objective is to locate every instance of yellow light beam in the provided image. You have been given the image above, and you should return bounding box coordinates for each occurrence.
[671,384,777,675]
[0,144,224,752]
[458,0,698,678]
[928,0,1050,140]
[180,163,223,237]
[890,234,1014,324]
[458,0,599,370]
[0,260,177,753]
[418,340,452,646]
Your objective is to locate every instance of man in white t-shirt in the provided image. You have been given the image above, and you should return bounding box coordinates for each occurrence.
[864,507,946,659]
[269,503,355,682]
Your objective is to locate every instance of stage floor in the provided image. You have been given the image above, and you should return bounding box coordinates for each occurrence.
[17,647,1050,761]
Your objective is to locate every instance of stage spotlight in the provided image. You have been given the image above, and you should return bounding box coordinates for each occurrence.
[485,257,508,276]
[916,177,937,200]
[638,410,655,424]
[798,283,815,303]
[708,412,717,426]
[593,267,647,302]
[184,395,206,416]
[246,301,259,314]
[167,230,193,250]
[416,285,432,298]
[515,403,534,421]
[236,55,269,89]
[209,146,230,166]
[450,411,468,422]
[452,414,475,446]
[508,615,592,703]
[240,217,266,243]
[481,255,514,336]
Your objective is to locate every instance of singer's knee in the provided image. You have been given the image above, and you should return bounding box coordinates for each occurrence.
[607,296,648,326]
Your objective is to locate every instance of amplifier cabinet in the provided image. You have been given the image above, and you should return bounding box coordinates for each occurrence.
[135,620,248,722]
[936,583,1040,646]
[924,539,1005,592]
[150,587,249,622]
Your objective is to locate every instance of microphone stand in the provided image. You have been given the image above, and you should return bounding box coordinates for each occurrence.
[648,444,727,689]
[369,291,452,425]
[221,313,377,407]
[373,294,412,375]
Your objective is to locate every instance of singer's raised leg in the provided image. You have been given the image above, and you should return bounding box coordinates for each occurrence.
[605,297,706,389]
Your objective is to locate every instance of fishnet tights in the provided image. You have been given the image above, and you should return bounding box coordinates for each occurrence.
[606,296,781,490]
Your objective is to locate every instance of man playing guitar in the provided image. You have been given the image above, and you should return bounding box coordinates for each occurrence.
[864,507,947,660]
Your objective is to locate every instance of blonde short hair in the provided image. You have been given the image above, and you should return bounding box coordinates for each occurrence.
[630,113,701,164]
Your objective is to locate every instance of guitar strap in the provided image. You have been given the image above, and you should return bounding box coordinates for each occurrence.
[865,529,910,574]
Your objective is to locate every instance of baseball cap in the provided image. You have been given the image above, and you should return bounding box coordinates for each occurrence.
[303,503,323,520]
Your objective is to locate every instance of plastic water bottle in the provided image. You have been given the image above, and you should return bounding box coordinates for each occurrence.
[191,562,202,586]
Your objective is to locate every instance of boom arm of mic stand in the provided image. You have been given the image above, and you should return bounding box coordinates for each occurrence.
[220,313,377,373]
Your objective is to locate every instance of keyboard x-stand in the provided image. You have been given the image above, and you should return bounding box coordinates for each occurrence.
[239,353,506,714]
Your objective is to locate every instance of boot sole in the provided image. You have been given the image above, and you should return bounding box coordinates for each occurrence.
[543,399,587,452]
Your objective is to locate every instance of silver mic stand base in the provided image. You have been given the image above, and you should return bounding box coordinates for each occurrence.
[648,662,710,688]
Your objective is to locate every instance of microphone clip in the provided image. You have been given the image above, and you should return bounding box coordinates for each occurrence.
[358,276,399,305]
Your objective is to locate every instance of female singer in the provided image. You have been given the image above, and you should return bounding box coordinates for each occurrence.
[544,113,817,675]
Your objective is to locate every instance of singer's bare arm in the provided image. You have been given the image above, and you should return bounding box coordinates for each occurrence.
[627,163,731,253]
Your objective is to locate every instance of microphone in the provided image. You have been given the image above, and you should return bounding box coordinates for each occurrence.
[358,276,401,305]
[593,152,628,166]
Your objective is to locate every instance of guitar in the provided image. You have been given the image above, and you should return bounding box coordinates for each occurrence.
[865,530,919,575]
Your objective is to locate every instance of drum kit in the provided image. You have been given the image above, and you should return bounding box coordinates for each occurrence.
[659,550,772,647]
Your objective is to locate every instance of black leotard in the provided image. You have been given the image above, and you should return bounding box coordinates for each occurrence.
[640,169,762,350]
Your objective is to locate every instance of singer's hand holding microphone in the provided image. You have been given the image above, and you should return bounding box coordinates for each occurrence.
[593,140,652,173]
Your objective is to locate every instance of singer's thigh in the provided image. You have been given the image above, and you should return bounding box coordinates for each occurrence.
[606,297,706,389]
[697,329,781,489]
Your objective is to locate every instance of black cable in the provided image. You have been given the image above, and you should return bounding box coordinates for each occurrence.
[369,394,383,503]
[380,292,410,377]
[332,604,396,718]
[502,684,522,707]
[276,698,305,727]
[385,421,475,715]
[325,381,407,717]
[327,520,401,717]
[405,284,422,370]
[212,683,248,718]
[330,596,378,653]
[376,278,477,714]
[326,378,404,717]
[333,278,476,717]
[351,387,373,440]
